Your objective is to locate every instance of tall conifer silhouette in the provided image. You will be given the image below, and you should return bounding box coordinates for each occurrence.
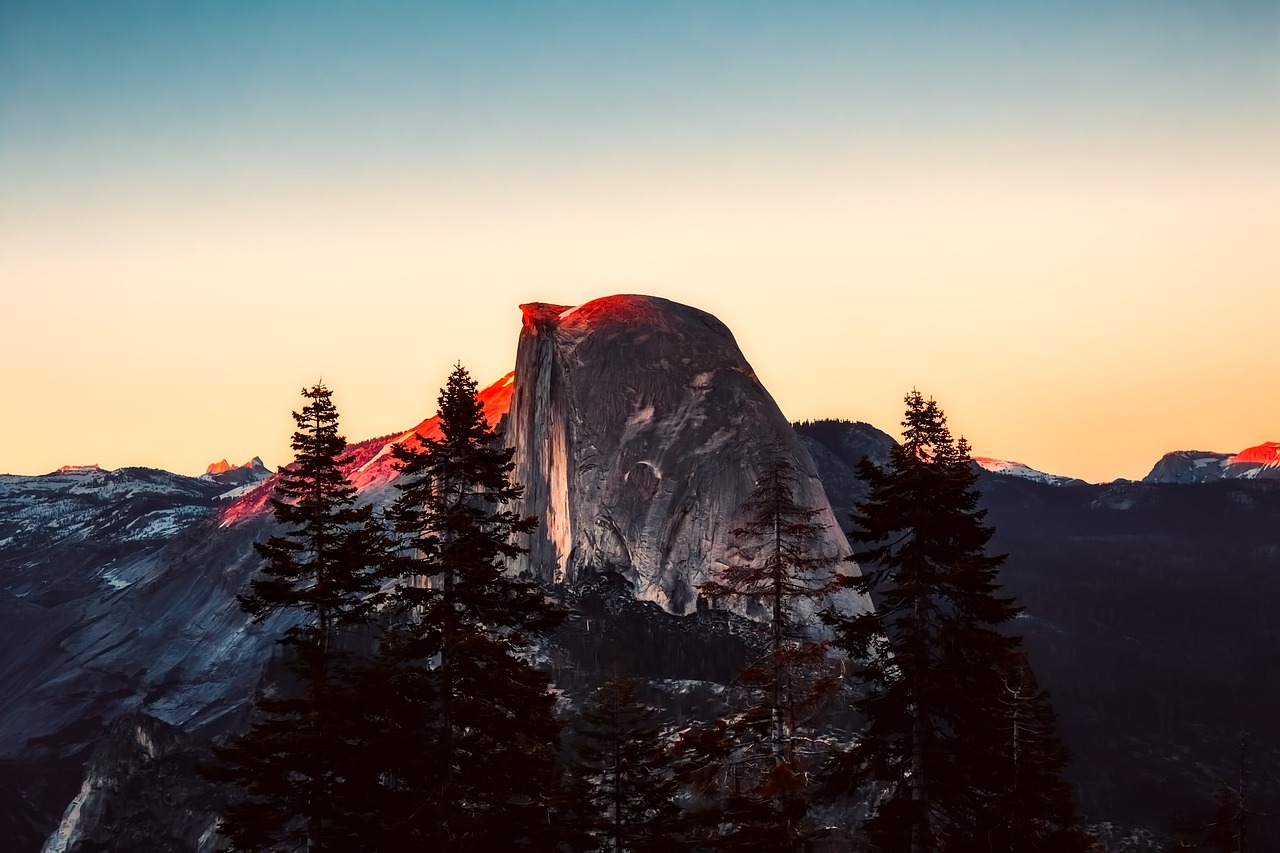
[378,364,565,850]
[824,391,1086,852]
[695,451,843,849]
[210,384,381,851]
[568,678,680,853]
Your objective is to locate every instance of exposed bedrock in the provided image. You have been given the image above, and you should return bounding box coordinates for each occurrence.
[508,294,866,616]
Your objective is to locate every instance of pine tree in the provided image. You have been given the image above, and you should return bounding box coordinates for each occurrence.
[970,655,1091,853]
[694,451,843,849]
[568,678,680,853]
[377,363,566,851]
[823,390,1085,852]
[209,384,382,852]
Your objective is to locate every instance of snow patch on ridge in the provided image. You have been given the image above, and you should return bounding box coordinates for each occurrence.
[1228,442,1280,478]
[973,457,1085,487]
[1144,442,1280,483]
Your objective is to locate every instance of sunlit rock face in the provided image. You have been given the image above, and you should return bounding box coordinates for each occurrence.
[203,456,271,489]
[508,295,863,615]
[214,373,515,527]
[1226,441,1280,479]
[1144,442,1280,484]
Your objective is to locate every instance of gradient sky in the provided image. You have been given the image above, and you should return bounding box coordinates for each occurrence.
[2,1,1277,483]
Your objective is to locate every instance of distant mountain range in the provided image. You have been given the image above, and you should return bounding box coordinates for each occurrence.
[798,419,1280,841]
[4,295,1277,850]
[970,441,1280,488]
[972,457,1089,487]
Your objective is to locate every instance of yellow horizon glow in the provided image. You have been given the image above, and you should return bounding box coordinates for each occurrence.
[2,134,1276,483]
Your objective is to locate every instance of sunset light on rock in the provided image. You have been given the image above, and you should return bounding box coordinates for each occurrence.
[1228,441,1280,469]
[523,295,687,334]
[217,371,516,528]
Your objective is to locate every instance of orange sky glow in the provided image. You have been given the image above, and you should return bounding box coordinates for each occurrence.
[2,2,1276,484]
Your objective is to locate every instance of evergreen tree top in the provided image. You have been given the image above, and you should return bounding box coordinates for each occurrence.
[898,388,968,468]
[391,363,519,503]
[435,363,487,446]
[239,382,376,625]
[266,384,356,513]
[700,450,844,619]
[820,391,1085,851]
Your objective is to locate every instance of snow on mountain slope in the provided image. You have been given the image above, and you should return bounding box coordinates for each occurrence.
[1143,450,1232,484]
[1143,441,1280,483]
[1225,441,1280,479]
[972,457,1087,487]
[0,472,280,849]
[0,467,227,563]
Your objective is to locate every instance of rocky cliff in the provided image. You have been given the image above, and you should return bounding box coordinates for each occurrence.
[41,714,223,853]
[1144,442,1280,484]
[507,295,863,615]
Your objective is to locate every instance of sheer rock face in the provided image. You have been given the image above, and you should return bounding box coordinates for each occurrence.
[40,713,222,853]
[508,295,863,615]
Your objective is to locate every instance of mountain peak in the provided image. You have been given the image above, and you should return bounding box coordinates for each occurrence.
[1144,441,1280,483]
[205,457,268,476]
[1229,441,1280,468]
[972,457,1085,486]
[55,464,101,474]
[509,294,860,615]
[521,295,701,334]
[204,459,234,476]
[520,302,574,326]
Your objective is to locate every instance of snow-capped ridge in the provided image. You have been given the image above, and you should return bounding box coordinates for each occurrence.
[1228,441,1280,472]
[201,456,271,497]
[972,457,1086,487]
[1143,441,1280,483]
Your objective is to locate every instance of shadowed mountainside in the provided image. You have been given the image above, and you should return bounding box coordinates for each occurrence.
[799,419,1280,842]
